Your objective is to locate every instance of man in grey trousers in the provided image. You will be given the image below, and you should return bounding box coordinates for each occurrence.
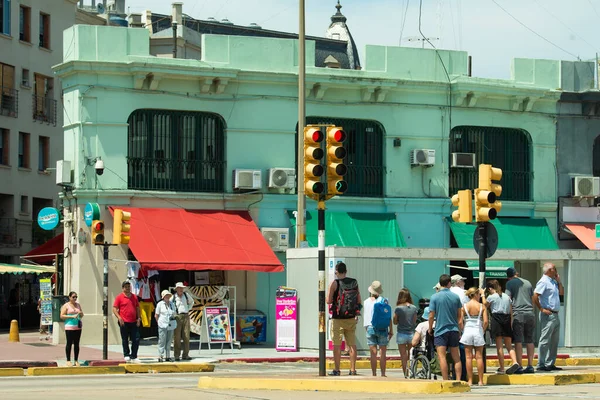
[532,262,564,372]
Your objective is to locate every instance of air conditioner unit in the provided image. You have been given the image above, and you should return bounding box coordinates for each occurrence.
[451,153,476,168]
[268,168,295,189]
[572,176,600,197]
[233,169,262,191]
[410,149,435,167]
[260,227,289,252]
[56,160,72,186]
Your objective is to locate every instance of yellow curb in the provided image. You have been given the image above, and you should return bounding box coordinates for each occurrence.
[479,372,597,386]
[27,366,125,376]
[0,368,24,377]
[327,360,404,370]
[121,363,215,374]
[198,376,470,394]
[566,358,600,366]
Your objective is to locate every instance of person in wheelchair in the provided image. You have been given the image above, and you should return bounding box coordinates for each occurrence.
[410,307,442,379]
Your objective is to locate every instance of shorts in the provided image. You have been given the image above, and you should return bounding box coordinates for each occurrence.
[330,318,357,347]
[396,332,413,345]
[433,331,460,348]
[512,313,535,344]
[491,313,512,338]
[460,327,485,347]
[366,326,389,347]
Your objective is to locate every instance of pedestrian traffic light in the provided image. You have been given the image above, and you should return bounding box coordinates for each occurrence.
[451,189,473,223]
[325,126,347,199]
[475,164,502,222]
[304,125,325,200]
[113,209,131,245]
[92,220,105,245]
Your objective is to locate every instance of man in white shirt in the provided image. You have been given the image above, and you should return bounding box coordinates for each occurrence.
[172,282,194,361]
[450,274,468,305]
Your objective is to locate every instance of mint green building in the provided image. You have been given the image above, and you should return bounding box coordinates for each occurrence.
[53,23,594,345]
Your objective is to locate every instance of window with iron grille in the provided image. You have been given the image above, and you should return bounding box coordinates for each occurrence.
[296,117,385,197]
[449,126,532,201]
[127,109,226,193]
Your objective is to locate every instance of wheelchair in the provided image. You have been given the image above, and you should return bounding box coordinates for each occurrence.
[409,332,455,380]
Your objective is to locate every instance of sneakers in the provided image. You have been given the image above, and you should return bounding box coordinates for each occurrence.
[523,366,535,374]
[496,368,505,374]
[549,365,563,371]
[537,365,551,371]
[328,370,341,376]
[506,363,520,375]
[124,356,131,362]
[514,366,524,374]
[182,356,193,361]
[130,358,141,364]
[158,357,165,363]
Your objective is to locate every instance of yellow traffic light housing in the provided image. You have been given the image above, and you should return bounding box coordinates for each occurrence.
[92,220,105,245]
[475,164,502,222]
[451,189,473,223]
[325,126,347,199]
[113,209,131,245]
[304,126,325,201]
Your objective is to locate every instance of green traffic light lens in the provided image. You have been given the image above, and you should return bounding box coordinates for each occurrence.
[336,181,348,193]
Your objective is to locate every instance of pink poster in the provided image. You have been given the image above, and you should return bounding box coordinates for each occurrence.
[275,287,297,352]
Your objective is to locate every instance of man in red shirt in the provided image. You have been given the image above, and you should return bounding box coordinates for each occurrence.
[112,281,141,363]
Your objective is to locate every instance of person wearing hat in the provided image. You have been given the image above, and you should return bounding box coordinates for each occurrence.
[433,283,441,293]
[172,282,194,361]
[505,267,535,374]
[363,280,393,377]
[155,290,176,362]
[450,274,468,305]
[112,281,141,363]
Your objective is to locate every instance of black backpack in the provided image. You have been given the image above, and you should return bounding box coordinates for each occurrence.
[335,278,359,318]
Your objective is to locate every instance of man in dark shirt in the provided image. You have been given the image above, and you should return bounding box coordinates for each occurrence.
[505,267,536,374]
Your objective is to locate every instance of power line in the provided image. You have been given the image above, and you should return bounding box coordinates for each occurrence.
[533,0,599,53]
[587,0,600,20]
[490,0,580,59]
[399,0,410,46]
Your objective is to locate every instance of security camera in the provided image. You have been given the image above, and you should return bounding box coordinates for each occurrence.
[94,159,105,176]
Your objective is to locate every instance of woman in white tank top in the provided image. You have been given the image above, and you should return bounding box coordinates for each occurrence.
[460,288,488,386]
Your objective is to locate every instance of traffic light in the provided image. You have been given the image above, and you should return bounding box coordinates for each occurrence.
[451,189,473,223]
[304,125,325,200]
[92,220,105,245]
[475,164,502,222]
[113,209,131,245]
[325,126,347,199]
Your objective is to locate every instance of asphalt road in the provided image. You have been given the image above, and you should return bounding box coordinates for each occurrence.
[2,363,600,400]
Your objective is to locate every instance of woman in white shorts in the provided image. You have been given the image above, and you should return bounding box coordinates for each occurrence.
[460,287,488,386]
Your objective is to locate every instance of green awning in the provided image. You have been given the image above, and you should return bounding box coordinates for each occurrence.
[447,217,558,271]
[288,211,405,247]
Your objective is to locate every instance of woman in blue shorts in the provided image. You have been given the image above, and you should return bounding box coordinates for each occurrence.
[393,288,418,377]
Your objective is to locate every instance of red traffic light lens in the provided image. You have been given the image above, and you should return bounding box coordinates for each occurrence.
[94,222,104,231]
[333,129,346,143]
[312,130,324,142]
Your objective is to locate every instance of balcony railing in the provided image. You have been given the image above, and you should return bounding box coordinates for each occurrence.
[32,95,57,126]
[127,157,225,193]
[0,218,18,246]
[0,87,18,118]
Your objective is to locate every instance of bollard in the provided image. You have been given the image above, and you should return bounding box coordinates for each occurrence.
[9,320,20,342]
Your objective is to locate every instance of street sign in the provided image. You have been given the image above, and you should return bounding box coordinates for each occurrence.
[37,207,60,231]
[471,270,507,279]
[84,203,101,227]
[473,222,499,258]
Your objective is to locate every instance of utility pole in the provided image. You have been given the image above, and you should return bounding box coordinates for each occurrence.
[102,243,109,360]
[296,0,306,248]
[317,200,326,376]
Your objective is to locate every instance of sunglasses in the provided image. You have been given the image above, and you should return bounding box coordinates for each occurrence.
[71,296,78,299]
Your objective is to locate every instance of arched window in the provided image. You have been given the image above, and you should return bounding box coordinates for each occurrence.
[593,135,600,177]
[449,126,532,201]
[296,117,385,197]
[127,109,226,192]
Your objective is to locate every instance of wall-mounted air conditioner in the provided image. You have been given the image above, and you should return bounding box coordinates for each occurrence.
[260,227,289,252]
[572,176,600,197]
[233,169,262,191]
[410,149,435,167]
[451,153,476,168]
[56,160,72,186]
[268,168,296,189]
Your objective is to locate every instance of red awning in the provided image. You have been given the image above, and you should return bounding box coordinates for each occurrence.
[23,232,64,264]
[115,207,284,272]
[565,223,596,250]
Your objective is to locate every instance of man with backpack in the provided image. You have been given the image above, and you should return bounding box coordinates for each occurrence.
[326,262,361,376]
[363,281,393,377]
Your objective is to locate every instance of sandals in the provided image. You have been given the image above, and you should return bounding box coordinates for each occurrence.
[328,370,340,376]
[349,370,358,376]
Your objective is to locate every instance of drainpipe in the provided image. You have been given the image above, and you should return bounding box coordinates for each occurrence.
[172,22,177,58]
[468,55,472,77]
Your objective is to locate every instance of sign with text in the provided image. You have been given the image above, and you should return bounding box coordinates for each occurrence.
[37,207,60,231]
[39,279,53,325]
[205,306,231,343]
[275,287,297,352]
[84,203,100,227]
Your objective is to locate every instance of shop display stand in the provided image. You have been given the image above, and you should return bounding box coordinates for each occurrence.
[198,286,240,354]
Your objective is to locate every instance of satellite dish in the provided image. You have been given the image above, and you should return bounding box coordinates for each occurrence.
[97,3,106,14]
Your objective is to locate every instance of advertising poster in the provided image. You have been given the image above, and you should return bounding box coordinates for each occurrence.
[39,278,53,325]
[275,286,297,352]
[205,306,231,343]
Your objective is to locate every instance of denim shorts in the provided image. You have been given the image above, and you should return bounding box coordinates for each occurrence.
[396,332,413,345]
[366,326,389,347]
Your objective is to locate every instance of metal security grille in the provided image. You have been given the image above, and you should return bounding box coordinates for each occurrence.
[127,109,226,192]
[297,117,385,197]
[449,126,532,201]
[593,135,600,177]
